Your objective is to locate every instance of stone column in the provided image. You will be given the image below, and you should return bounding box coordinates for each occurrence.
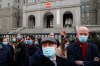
[55,9,62,28]
[35,11,43,28]
[74,0,81,27]
[23,12,27,28]
[74,7,81,27]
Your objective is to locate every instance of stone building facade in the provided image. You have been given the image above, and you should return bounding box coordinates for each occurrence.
[22,0,81,33]
[21,0,100,33]
[0,0,100,33]
[97,0,100,25]
[0,0,25,33]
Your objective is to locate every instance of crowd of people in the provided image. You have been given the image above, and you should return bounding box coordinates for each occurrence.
[0,26,100,66]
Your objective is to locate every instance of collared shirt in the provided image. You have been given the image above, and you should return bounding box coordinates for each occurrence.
[50,56,57,66]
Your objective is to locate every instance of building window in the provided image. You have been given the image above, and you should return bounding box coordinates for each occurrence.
[18,5,19,9]
[0,10,1,14]
[28,15,35,29]
[17,12,19,15]
[15,13,16,16]
[81,0,84,2]
[15,0,17,2]
[63,11,73,28]
[26,0,28,3]
[18,0,20,3]
[32,0,36,2]
[0,21,1,28]
[86,5,89,24]
[44,12,54,28]
[0,4,1,8]
[8,3,10,7]
[24,0,25,4]
[82,6,84,13]
[81,6,85,17]
[17,21,20,28]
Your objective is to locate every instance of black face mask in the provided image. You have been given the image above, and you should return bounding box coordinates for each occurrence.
[61,35,64,39]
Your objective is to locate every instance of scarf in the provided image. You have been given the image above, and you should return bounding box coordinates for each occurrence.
[76,38,88,60]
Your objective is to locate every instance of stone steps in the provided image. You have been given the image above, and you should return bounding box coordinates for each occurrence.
[19,28,76,33]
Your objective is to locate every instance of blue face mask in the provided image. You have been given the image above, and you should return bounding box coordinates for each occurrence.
[43,47,56,58]
[2,42,8,45]
[78,35,88,43]
[26,40,32,45]
[17,36,21,40]
[34,41,39,45]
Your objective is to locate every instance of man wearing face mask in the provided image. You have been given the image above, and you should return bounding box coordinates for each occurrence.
[13,34,29,66]
[34,40,39,46]
[0,38,14,66]
[67,26,100,66]
[17,33,22,42]
[25,35,38,58]
[33,37,69,66]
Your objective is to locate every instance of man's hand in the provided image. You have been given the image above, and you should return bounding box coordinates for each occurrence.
[75,61,84,65]
[94,57,99,61]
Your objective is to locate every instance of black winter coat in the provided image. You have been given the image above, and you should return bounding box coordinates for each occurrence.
[14,43,29,66]
[0,44,12,66]
[33,56,70,66]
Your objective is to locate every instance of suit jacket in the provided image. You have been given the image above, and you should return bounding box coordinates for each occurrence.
[67,41,100,66]
[33,56,70,66]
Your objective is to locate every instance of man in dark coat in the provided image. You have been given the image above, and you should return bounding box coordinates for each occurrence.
[0,38,12,66]
[14,42,29,66]
[14,34,29,66]
[67,26,100,66]
[33,37,69,66]
[88,31,100,54]
[0,44,12,66]
[29,45,43,66]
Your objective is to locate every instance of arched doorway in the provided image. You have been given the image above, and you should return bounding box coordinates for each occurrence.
[63,11,73,28]
[28,15,35,29]
[44,12,54,28]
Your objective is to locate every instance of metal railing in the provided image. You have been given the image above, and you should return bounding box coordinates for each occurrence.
[1,33,100,42]
[0,33,76,42]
